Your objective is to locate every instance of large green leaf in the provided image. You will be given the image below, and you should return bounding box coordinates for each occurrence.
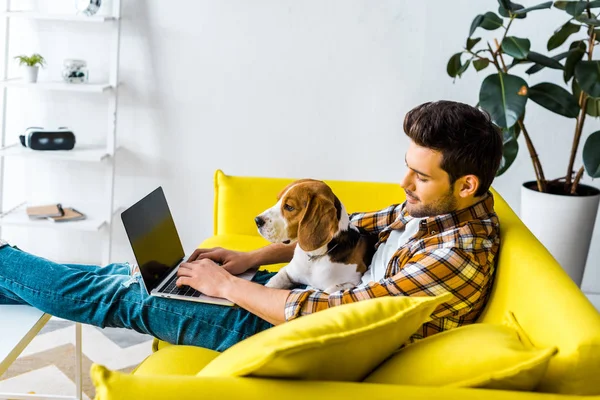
[474,59,490,71]
[513,1,553,15]
[576,16,600,25]
[548,22,581,51]
[573,79,600,116]
[575,60,600,97]
[528,82,580,117]
[498,0,512,9]
[447,53,462,78]
[583,130,600,177]
[466,37,481,51]
[554,1,600,8]
[502,37,531,59]
[564,40,586,82]
[457,59,471,77]
[480,73,529,128]
[555,1,588,15]
[497,129,520,176]
[526,51,564,72]
[469,15,485,37]
[525,50,569,74]
[554,1,600,15]
[498,1,527,18]
[480,12,504,30]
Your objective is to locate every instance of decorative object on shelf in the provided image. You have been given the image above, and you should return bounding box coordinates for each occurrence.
[447,1,600,286]
[19,127,76,150]
[62,59,89,83]
[13,53,46,83]
[75,0,102,16]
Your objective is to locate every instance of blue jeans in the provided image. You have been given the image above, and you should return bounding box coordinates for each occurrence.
[0,246,276,352]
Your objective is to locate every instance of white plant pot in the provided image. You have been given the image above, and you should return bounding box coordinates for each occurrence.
[22,66,39,83]
[521,181,600,286]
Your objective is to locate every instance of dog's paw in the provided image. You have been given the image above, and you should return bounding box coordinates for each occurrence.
[265,277,293,289]
[264,279,279,288]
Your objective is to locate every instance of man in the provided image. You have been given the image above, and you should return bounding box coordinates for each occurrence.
[0,101,502,351]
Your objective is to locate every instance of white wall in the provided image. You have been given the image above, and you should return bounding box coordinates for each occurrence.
[1,0,598,292]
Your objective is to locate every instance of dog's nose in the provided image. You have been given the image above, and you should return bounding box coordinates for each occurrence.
[255,216,265,228]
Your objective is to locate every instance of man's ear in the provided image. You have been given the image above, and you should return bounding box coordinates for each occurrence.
[457,174,480,198]
[297,195,338,252]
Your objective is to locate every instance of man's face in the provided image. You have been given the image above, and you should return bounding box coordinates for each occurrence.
[400,141,458,218]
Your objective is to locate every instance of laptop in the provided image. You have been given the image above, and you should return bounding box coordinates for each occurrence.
[121,186,257,306]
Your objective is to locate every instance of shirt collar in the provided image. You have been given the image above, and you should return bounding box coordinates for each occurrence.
[389,192,496,234]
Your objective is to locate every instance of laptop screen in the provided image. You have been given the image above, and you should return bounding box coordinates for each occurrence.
[121,187,185,291]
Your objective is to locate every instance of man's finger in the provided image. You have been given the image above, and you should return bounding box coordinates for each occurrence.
[187,248,215,262]
[176,277,190,287]
[177,267,192,277]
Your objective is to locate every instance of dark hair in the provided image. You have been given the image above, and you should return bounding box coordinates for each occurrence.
[403,101,503,197]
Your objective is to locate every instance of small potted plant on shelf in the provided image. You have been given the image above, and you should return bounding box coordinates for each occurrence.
[447,0,600,286]
[14,53,46,83]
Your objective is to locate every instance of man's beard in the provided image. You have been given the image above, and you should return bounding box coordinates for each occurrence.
[405,186,458,218]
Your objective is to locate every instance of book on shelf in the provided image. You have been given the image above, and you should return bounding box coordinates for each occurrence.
[26,203,64,219]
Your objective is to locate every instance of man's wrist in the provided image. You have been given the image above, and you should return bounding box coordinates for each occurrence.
[220,274,241,300]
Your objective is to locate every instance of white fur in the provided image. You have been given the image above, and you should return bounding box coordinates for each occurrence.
[265,245,363,293]
[258,190,363,293]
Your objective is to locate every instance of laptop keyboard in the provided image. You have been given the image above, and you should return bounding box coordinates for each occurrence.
[158,273,202,298]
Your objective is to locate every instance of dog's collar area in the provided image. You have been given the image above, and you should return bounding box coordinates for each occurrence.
[307,242,339,262]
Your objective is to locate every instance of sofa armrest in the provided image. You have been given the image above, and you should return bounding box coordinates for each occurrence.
[91,364,580,400]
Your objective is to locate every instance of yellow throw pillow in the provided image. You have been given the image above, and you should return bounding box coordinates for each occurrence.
[364,321,557,391]
[198,293,451,382]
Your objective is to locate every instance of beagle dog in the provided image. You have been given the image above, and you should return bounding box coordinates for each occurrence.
[255,179,375,293]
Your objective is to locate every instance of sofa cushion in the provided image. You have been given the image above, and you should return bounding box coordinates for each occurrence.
[197,293,451,382]
[364,317,557,391]
[133,345,219,376]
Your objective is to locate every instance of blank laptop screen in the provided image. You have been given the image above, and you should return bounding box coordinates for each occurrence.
[121,187,185,291]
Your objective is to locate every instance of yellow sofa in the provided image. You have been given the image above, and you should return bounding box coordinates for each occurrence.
[95,170,600,399]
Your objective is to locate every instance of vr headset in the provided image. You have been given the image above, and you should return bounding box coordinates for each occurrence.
[20,127,76,151]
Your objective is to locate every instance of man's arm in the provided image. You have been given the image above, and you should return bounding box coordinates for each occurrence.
[176,259,290,325]
[189,242,296,275]
[247,243,296,269]
[223,277,290,325]
[283,246,493,321]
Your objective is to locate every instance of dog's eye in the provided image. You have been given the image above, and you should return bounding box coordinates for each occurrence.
[284,204,295,212]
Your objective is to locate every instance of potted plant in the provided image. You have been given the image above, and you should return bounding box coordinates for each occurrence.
[448,0,600,286]
[14,53,46,83]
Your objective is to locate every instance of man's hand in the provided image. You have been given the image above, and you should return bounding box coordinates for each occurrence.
[175,259,234,298]
[187,247,254,275]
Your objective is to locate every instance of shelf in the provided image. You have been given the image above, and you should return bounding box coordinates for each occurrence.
[0,143,112,162]
[0,203,107,232]
[2,11,117,22]
[0,78,113,92]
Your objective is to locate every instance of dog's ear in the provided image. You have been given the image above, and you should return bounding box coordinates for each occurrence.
[297,195,338,252]
[277,179,322,200]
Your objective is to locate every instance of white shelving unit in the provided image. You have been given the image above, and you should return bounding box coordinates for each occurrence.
[0,0,122,266]
[2,11,117,23]
[0,77,113,92]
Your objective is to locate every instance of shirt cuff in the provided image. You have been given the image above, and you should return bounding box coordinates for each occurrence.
[284,289,311,321]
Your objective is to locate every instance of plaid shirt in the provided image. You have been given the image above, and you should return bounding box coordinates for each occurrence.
[284,193,500,343]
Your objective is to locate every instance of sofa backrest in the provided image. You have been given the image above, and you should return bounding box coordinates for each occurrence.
[213,169,405,236]
[213,169,600,395]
